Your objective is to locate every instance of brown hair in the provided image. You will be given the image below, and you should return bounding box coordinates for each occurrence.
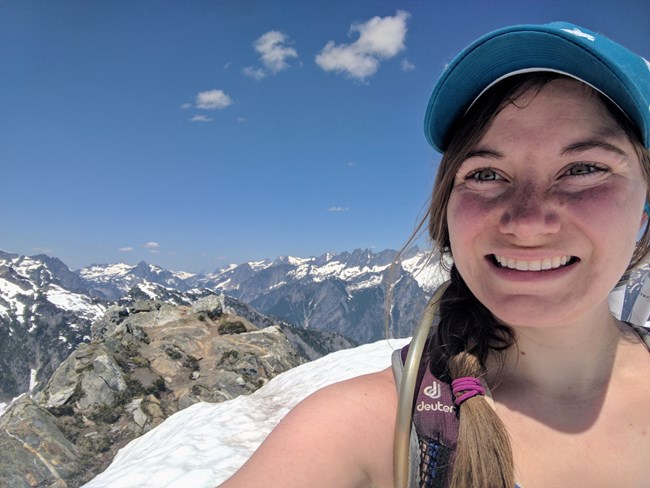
[405,72,650,487]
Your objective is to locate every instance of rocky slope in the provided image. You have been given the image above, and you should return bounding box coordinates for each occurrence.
[0,295,306,487]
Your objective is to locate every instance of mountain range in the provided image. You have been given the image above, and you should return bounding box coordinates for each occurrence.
[0,247,443,402]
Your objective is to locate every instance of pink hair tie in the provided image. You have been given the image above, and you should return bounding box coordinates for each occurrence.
[451,376,486,405]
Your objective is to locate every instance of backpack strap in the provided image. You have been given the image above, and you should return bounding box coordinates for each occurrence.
[629,323,650,350]
[392,342,459,487]
[391,348,421,488]
[609,269,650,326]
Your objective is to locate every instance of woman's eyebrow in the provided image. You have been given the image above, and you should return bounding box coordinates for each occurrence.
[561,139,627,157]
[465,148,504,159]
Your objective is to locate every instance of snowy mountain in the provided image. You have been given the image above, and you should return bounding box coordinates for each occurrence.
[189,247,446,343]
[79,261,195,301]
[82,338,409,488]
[75,248,440,342]
[0,251,106,400]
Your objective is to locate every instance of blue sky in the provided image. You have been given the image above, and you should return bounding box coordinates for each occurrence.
[2,0,649,273]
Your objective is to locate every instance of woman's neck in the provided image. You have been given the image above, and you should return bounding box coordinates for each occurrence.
[487,307,628,399]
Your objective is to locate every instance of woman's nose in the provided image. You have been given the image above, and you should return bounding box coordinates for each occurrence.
[498,188,561,239]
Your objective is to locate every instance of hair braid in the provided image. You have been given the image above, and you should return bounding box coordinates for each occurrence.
[427,267,515,487]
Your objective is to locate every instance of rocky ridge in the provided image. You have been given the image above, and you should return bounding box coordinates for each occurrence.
[0,295,306,487]
[0,247,431,402]
[82,247,446,344]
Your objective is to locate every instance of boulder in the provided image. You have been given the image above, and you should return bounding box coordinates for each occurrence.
[0,396,79,487]
[191,295,223,320]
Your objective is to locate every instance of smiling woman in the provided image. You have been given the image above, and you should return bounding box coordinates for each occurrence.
[217,22,650,488]
[444,77,647,329]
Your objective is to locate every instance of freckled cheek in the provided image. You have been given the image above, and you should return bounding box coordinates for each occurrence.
[558,183,646,265]
[558,184,644,228]
[447,192,498,248]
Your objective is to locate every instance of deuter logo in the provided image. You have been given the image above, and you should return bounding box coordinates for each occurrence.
[423,381,442,399]
[416,400,454,413]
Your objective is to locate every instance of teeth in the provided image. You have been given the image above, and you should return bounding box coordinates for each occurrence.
[494,255,573,271]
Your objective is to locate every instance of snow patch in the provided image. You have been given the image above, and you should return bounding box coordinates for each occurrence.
[83,338,410,487]
[12,257,46,277]
[288,265,310,280]
[286,256,314,266]
[0,278,27,298]
[172,271,195,280]
[135,282,160,299]
[311,260,347,281]
[401,253,447,291]
[0,277,33,323]
[248,260,272,271]
[29,368,38,391]
[46,285,106,321]
[347,274,383,291]
[79,263,135,280]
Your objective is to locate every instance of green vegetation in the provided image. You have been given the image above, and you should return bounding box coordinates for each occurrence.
[182,355,200,372]
[218,320,247,335]
[89,403,122,424]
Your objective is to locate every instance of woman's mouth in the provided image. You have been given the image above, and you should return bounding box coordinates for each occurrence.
[491,254,579,271]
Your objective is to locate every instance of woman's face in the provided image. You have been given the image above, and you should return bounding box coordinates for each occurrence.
[446,79,647,328]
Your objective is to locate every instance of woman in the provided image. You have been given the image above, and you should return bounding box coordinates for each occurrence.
[219,22,650,488]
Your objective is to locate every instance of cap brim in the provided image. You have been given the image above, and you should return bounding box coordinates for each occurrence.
[424,23,650,152]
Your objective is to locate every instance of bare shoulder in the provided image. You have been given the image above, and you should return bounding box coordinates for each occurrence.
[219,367,397,488]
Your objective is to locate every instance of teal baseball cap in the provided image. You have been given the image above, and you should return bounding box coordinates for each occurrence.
[424,22,650,152]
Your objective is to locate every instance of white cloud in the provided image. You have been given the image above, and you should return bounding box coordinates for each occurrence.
[191,114,213,122]
[223,61,232,70]
[347,161,357,167]
[180,102,193,110]
[242,66,268,80]
[254,31,298,73]
[236,117,247,123]
[119,247,134,252]
[32,247,53,254]
[328,206,349,212]
[149,250,160,254]
[401,58,415,72]
[143,242,160,249]
[315,10,410,81]
[196,89,233,110]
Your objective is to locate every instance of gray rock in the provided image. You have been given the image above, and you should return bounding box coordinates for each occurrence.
[191,295,223,320]
[93,354,127,392]
[0,396,78,487]
[130,300,160,313]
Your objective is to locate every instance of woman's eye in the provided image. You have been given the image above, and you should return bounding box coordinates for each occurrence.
[467,168,501,181]
[564,163,607,177]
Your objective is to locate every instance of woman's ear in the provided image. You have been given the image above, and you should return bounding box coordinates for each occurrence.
[643,201,650,230]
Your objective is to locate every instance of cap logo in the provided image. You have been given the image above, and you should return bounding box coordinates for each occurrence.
[562,27,595,42]
[643,57,650,73]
